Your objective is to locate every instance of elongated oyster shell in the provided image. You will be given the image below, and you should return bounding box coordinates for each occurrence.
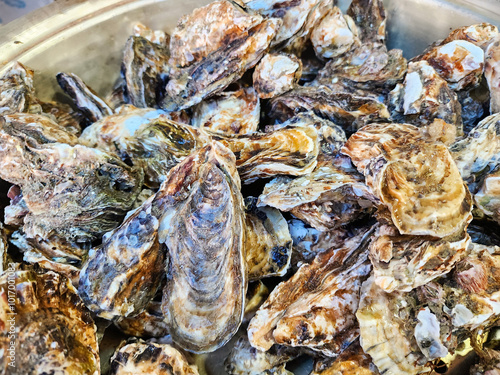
[225,335,299,375]
[258,165,376,231]
[155,142,246,353]
[114,301,170,338]
[0,114,143,242]
[80,106,208,187]
[122,36,170,108]
[485,34,500,114]
[475,167,500,223]
[310,7,359,59]
[253,54,302,99]
[110,339,199,375]
[192,86,260,134]
[79,194,164,319]
[211,124,319,183]
[0,268,99,374]
[163,17,280,111]
[248,229,373,355]
[342,122,472,238]
[347,0,385,44]
[0,62,40,115]
[57,72,113,123]
[245,197,292,280]
[269,85,390,133]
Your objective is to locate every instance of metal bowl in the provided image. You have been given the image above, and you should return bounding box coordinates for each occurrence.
[0,0,499,374]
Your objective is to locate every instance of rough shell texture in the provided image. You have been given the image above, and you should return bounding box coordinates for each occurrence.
[342,122,473,238]
[253,53,302,99]
[440,23,499,50]
[0,268,99,374]
[244,281,269,323]
[109,339,199,375]
[0,62,40,115]
[155,142,246,353]
[133,22,169,46]
[40,100,84,136]
[475,167,500,224]
[114,301,170,338]
[192,86,260,134]
[122,36,170,108]
[244,197,292,281]
[347,0,386,44]
[485,34,500,114]
[79,194,164,319]
[248,229,373,355]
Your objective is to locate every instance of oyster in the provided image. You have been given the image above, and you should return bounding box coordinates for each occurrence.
[40,100,84,136]
[225,335,299,375]
[245,197,292,280]
[389,61,463,138]
[122,36,170,108]
[133,22,169,46]
[0,268,99,374]
[4,185,29,227]
[57,72,114,123]
[0,224,7,274]
[347,0,385,44]
[248,229,372,356]
[79,194,164,319]
[475,167,500,223]
[211,124,319,183]
[244,281,270,323]
[110,339,199,375]
[114,301,170,338]
[310,7,359,59]
[155,142,246,353]
[456,80,490,134]
[0,113,142,242]
[485,34,500,114]
[269,85,390,133]
[192,86,260,134]
[440,23,499,50]
[253,53,302,99]
[342,122,472,238]
[0,62,40,115]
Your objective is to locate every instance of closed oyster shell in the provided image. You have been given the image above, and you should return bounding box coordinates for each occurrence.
[163,18,280,111]
[122,36,170,108]
[248,229,373,355]
[0,114,143,242]
[0,62,40,115]
[347,0,385,44]
[0,223,7,274]
[40,100,84,136]
[114,301,170,338]
[342,122,472,238]
[440,23,499,50]
[475,167,500,224]
[245,197,292,281]
[485,34,500,114]
[0,268,99,374]
[110,339,199,375]
[253,54,302,99]
[57,72,113,123]
[155,142,246,353]
[192,86,260,134]
[79,195,164,319]
[133,22,169,45]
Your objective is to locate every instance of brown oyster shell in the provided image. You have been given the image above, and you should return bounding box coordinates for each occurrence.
[440,23,499,50]
[40,100,84,136]
[253,53,302,99]
[342,122,472,238]
[192,86,260,134]
[0,62,40,115]
[244,281,270,323]
[78,194,165,319]
[0,268,99,374]
[248,228,373,355]
[110,339,199,375]
[133,22,169,46]
[114,301,170,338]
[475,168,500,224]
[244,197,292,281]
[486,34,500,114]
[155,142,246,353]
[347,0,386,44]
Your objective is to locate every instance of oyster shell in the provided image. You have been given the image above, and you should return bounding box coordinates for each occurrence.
[225,335,299,375]
[0,113,143,242]
[475,167,500,223]
[0,268,99,374]
[342,122,472,238]
[0,223,7,274]
[440,23,499,50]
[485,34,500,114]
[269,85,390,133]
[114,301,170,338]
[133,22,169,46]
[122,36,170,108]
[248,229,373,355]
[110,339,199,375]
[40,100,84,136]
[456,80,490,134]
[192,86,260,134]
[245,197,292,280]
[4,185,29,227]
[163,12,280,110]
[155,142,246,353]
[57,72,114,123]
[244,281,270,323]
[79,194,164,319]
[347,0,385,44]
[253,53,302,99]
[0,62,40,115]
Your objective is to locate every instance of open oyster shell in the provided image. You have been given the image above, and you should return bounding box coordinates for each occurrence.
[110,339,199,375]
[253,53,302,99]
[0,268,99,374]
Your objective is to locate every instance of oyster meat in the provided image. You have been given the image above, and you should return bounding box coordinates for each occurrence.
[253,53,302,99]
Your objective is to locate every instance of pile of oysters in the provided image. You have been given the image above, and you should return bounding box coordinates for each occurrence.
[1,0,500,374]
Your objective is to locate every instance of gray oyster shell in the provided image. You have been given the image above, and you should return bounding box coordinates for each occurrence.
[0,62,40,115]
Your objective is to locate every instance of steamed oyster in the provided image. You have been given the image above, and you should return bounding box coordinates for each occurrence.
[122,36,170,108]
[248,229,373,356]
[225,335,300,375]
[155,142,246,353]
[192,86,260,134]
[79,194,165,319]
[342,122,472,238]
[114,301,170,338]
[110,339,199,375]
[0,268,99,374]
[57,72,114,123]
[0,113,143,242]
[253,53,302,99]
[245,197,292,280]
[0,62,40,115]
[475,167,500,223]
